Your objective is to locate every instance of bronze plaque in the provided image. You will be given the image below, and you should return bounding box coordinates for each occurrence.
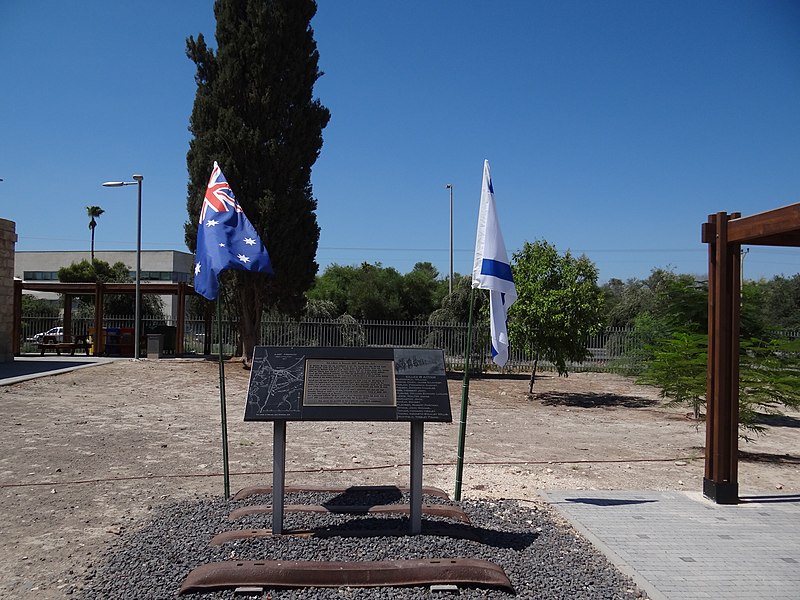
[303,359,396,407]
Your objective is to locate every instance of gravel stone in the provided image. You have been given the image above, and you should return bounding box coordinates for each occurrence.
[77,492,648,599]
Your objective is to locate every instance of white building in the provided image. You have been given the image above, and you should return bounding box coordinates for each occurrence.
[15,250,194,318]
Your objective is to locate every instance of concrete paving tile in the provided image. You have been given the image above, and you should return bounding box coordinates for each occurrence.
[541,490,800,600]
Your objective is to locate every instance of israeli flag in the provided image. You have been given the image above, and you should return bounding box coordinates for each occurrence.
[472,160,517,367]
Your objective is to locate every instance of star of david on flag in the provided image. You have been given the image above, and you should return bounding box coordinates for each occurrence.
[472,160,517,367]
[193,161,273,300]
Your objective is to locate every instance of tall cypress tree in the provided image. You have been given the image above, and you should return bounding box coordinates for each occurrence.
[185,0,330,363]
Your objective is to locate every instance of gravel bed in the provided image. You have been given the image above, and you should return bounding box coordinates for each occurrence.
[77,491,648,599]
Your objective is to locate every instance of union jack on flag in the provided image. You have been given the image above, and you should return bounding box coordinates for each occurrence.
[200,161,242,224]
[193,161,273,300]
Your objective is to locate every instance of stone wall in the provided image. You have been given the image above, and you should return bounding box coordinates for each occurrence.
[0,219,17,362]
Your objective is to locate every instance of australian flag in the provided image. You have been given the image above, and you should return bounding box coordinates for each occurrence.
[193,161,273,300]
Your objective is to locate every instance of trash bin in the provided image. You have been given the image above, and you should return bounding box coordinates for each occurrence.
[105,327,121,356]
[145,325,177,355]
[147,334,163,359]
[120,327,135,356]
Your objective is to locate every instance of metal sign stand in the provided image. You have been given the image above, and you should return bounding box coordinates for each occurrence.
[247,347,451,536]
[409,421,424,534]
[272,420,287,535]
[270,419,424,536]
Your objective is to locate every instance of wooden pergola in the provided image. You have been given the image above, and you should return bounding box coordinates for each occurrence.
[702,203,800,504]
[12,281,196,356]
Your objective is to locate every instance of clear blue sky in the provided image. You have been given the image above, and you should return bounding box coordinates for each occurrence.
[2,1,799,284]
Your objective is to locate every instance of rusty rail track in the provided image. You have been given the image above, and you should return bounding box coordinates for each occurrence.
[179,558,513,594]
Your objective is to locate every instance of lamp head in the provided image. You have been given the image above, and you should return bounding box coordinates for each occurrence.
[102,181,125,187]
[132,174,143,182]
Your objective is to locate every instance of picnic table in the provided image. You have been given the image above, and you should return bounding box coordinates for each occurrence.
[38,334,91,356]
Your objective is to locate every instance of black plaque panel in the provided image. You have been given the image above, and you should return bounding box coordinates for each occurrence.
[244,347,451,422]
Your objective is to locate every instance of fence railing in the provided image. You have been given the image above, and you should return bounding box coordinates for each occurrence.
[24,313,797,373]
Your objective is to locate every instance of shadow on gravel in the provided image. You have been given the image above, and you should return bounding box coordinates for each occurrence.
[753,413,800,428]
[536,392,658,409]
[323,489,403,508]
[308,517,539,551]
[561,498,659,507]
[739,450,800,464]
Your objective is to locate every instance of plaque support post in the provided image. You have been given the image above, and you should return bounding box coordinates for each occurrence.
[272,420,287,534]
[410,421,424,535]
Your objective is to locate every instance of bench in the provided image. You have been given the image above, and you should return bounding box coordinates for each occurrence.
[38,335,91,357]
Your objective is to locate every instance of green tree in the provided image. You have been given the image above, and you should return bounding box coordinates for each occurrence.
[306,264,358,317]
[639,334,800,437]
[739,338,800,431]
[86,206,104,261]
[601,268,711,373]
[601,268,707,333]
[402,262,447,320]
[759,274,800,329]
[185,0,330,364]
[602,277,652,329]
[741,280,768,339]
[428,274,484,324]
[308,261,447,321]
[347,263,404,320]
[637,332,707,419]
[58,259,164,320]
[58,259,130,284]
[21,294,59,317]
[303,298,338,320]
[508,240,605,392]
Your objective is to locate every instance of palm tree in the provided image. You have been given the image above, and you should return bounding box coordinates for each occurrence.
[86,206,105,261]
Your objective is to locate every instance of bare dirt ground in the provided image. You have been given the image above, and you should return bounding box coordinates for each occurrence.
[1,358,798,598]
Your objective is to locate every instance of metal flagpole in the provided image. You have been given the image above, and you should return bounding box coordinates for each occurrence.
[454,286,476,501]
[217,296,231,500]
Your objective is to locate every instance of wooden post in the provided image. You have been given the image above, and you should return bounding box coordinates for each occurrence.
[703,212,740,504]
[704,214,716,491]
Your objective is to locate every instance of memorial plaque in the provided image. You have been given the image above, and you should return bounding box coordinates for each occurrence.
[304,359,396,407]
[244,346,451,422]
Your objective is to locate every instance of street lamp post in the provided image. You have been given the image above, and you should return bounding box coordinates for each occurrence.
[446,184,453,295]
[102,174,143,359]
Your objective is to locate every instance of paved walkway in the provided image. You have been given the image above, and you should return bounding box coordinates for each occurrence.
[542,490,800,600]
[0,355,117,386]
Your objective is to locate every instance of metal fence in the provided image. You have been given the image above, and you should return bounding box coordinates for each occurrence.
[21,311,800,372]
[20,312,660,373]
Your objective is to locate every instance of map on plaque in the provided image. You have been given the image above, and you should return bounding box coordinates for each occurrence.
[244,347,452,422]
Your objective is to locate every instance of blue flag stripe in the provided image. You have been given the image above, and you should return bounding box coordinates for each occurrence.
[480,258,514,283]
